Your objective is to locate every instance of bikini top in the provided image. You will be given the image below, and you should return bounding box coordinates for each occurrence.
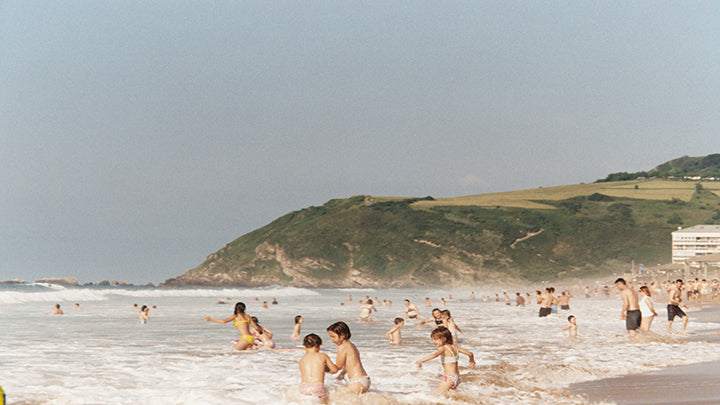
[233,316,249,328]
[440,347,459,364]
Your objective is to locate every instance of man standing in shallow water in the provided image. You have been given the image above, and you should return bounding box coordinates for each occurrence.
[615,278,640,335]
[667,279,690,335]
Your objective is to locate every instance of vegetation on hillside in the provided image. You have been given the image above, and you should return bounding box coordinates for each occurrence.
[167,180,720,287]
[598,154,720,182]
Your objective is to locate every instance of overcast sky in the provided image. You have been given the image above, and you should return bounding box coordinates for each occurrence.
[2,2,719,284]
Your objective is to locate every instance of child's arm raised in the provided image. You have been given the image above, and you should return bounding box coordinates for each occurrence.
[416,347,444,370]
[204,315,235,324]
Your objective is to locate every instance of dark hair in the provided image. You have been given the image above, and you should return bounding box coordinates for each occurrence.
[394,317,404,325]
[430,326,453,344]
[234,302,246,315]
[327,321,351,340]
[615,278,626,285]
[294,315,303,324]
[251,316,260,324]
[432,308,442,316]
[141,305,148,311]
[442,309,451,318]
[676,279,683,283]
[303,333,322,348]
[367,299,373,304]
[568,315,575,321]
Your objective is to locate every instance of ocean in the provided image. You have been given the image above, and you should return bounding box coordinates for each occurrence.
[1,284,718,404]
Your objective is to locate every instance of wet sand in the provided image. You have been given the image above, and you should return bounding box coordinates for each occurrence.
[569,304,720,405]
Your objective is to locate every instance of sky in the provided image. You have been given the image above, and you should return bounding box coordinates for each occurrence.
[2,2,720,284]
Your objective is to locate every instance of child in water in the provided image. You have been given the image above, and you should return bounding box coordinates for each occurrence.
[327,321,371,394]
[563,315,578,338]
[139,305,150,324]
[386,318,404,345]
[290,315,304,341]
[417,326,475,392]
[299,333,338,404]
[204,302,260,351]
[250,316,275,349]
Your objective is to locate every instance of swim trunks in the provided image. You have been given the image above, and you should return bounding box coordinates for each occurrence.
[443,374,461,389]
[551,304,558,313]
[539,307,552,317]
[348,375,371,390]
[299,382,327,400]
[626,309,641,331]
[560,305,570,310]
[667,304,687,321]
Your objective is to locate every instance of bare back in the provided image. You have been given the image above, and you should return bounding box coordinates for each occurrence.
[336,341,367,379]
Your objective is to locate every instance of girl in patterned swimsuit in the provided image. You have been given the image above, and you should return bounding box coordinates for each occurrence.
[417,326,475,392]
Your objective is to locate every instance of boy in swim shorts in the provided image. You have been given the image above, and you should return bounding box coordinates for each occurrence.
[299,334,338,404]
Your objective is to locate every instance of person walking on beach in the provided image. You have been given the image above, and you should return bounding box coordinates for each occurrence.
[666,279,690,335]
[638,286,658,332]
[204,302,261,351]
[615,278,640,335]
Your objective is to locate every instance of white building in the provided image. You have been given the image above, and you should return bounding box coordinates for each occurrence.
[671,225,720,263]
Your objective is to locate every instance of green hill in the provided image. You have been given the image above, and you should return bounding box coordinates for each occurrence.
[162,177,720,288]
[599,153,720,182]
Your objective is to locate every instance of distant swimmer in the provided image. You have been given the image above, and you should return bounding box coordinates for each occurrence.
[404,299,420,320]
[290,315,304,340]
[557,291,573,310]
[359,299,377,322]
[271,298,278,305]
[50,304,63,315]
[139,305,150,324]
[562,315,578,339]
[74,303,82,311]
[386,318,404,345]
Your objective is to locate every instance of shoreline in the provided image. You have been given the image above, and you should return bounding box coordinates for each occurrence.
[569,305,720,405]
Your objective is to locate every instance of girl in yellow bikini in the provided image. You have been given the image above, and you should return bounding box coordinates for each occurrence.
[205,302,260,351]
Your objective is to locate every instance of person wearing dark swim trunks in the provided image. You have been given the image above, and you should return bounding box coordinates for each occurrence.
[538,288,552,317]
[666,279,690,335]
[615,278,640,335]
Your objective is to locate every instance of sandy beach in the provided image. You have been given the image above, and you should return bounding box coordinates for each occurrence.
[569,305,720,405]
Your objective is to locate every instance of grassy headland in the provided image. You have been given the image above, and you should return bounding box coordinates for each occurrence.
[162,178,720,288]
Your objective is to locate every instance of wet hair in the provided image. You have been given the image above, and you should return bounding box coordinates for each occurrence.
[639,285,650,295]
[568,315,575,321]
[294,315,303,324]
[252,316,264,334]
[676,279,683,284]
[234,302,246,315]
[432,308,442,316]
[615,278,626,285]
[394,317,404,325]
[367,299,373,304]
[140,305,148,311]
[55,304,61,309]
[327,321,351,340]
[442,309,452,318]
[303,333,322,348]
[430,326,453,344]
